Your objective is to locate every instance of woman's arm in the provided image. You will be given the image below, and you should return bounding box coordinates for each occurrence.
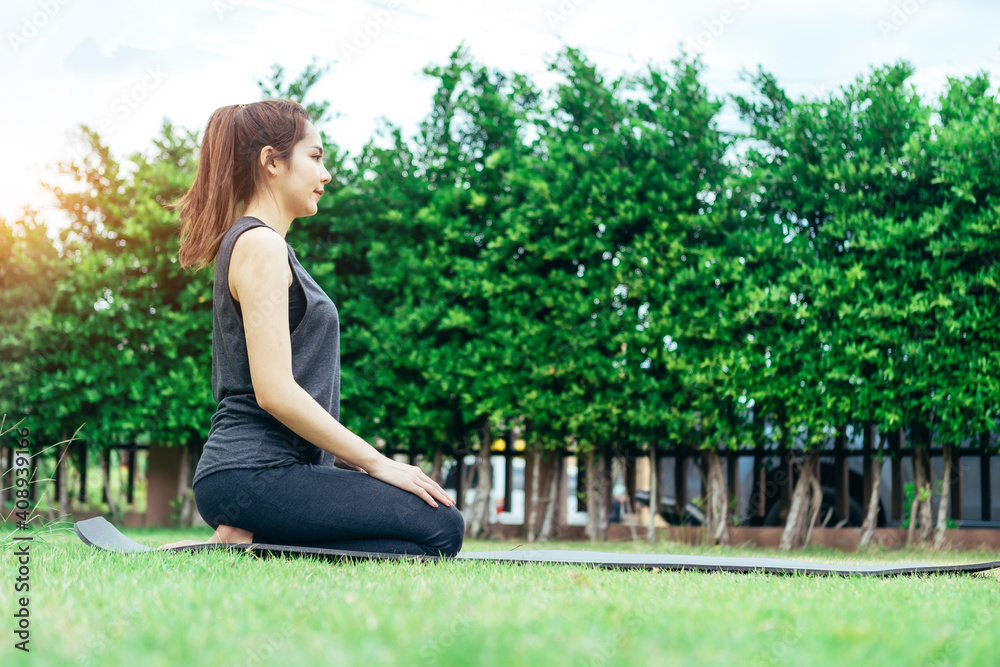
[333,457,368,473]
[232,226,384,472]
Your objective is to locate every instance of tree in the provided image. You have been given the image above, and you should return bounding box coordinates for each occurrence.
[733,61,937,549]
[615,49,738,544]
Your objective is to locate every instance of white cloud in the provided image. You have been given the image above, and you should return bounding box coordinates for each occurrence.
[1,0,998,230]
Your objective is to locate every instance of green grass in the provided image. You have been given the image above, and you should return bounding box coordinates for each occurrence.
[2,519,999,667]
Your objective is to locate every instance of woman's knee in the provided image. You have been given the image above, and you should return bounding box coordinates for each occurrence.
[425,505,465,557]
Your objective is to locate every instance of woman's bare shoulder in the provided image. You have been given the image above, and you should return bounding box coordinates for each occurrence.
[229,226,291,300]
[233,223,284,250]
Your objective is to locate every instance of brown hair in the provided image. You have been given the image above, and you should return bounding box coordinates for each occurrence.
[172,99,311,271]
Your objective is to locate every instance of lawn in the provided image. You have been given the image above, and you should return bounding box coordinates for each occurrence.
[2,519,999,667]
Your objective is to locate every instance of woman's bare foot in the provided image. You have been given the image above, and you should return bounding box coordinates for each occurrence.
[211,524,254,544]
[158,524,254,550]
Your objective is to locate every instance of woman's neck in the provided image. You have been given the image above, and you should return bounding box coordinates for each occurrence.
[242,198,290,238]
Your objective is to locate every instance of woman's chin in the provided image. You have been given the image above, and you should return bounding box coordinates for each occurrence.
[298,203,319,218]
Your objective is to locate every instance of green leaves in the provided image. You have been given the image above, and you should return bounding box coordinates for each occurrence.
[3,50,998,473]
[1,119,210,453]
[733,61,1000,450]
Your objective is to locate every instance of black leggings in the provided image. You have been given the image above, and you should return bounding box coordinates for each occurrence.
[192,463,465,557]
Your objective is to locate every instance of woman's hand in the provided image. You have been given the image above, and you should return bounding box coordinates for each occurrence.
[366,456,456,508]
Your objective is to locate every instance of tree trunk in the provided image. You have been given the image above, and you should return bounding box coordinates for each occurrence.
[617,456,639,542]
[802,475,824,548]
[584,449,597,541]
[919,443,934,545]
[934,443,952,550]
[622,491,638,542]
[701,449,730,546]
[460,451,475,496]
[858,457,883,548]
[647,446,658,543]
[177,441,195,528]
[57,441,69,517]
[431,443,444,486]
[526,441,542,542]
[78,442,88,504]
[537,451,563,541]
[779,449,820,551]
[467,421,494,539]
[907,437,932,547]
[602,450,612,538]
[584,448,609,541]
[98,449,120,524]
[859,430,886,549]
[905,474,919,547]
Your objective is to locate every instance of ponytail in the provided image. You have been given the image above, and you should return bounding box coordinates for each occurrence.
[172,99,310,272]
[174,105,239,271]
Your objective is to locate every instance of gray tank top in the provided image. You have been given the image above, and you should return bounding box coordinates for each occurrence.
[192,216,339,487]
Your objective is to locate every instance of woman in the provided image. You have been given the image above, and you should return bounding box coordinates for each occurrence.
[159,99,463,557]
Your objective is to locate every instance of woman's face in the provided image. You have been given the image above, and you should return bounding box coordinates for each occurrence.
[270,122,332,219]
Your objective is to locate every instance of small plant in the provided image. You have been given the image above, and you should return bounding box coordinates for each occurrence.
[168,488,195,528]
[729,496,742,526]
[900,482,914,529]
[900,481,935,529]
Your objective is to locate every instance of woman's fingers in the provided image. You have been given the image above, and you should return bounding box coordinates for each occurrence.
[416,482,445,507]
[435,488,455,505]
[413,469,454,506]
[424,477,454,505]
[371,458,456,507]
[413,483,440,507]
[427,481,453,504]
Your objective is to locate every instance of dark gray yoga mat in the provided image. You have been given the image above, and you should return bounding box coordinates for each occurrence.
[74,516,1000,577]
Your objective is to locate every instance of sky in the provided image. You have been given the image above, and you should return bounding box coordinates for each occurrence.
[1,0,998,233]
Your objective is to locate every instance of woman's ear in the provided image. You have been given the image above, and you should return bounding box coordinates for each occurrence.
[258,145,278,176]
